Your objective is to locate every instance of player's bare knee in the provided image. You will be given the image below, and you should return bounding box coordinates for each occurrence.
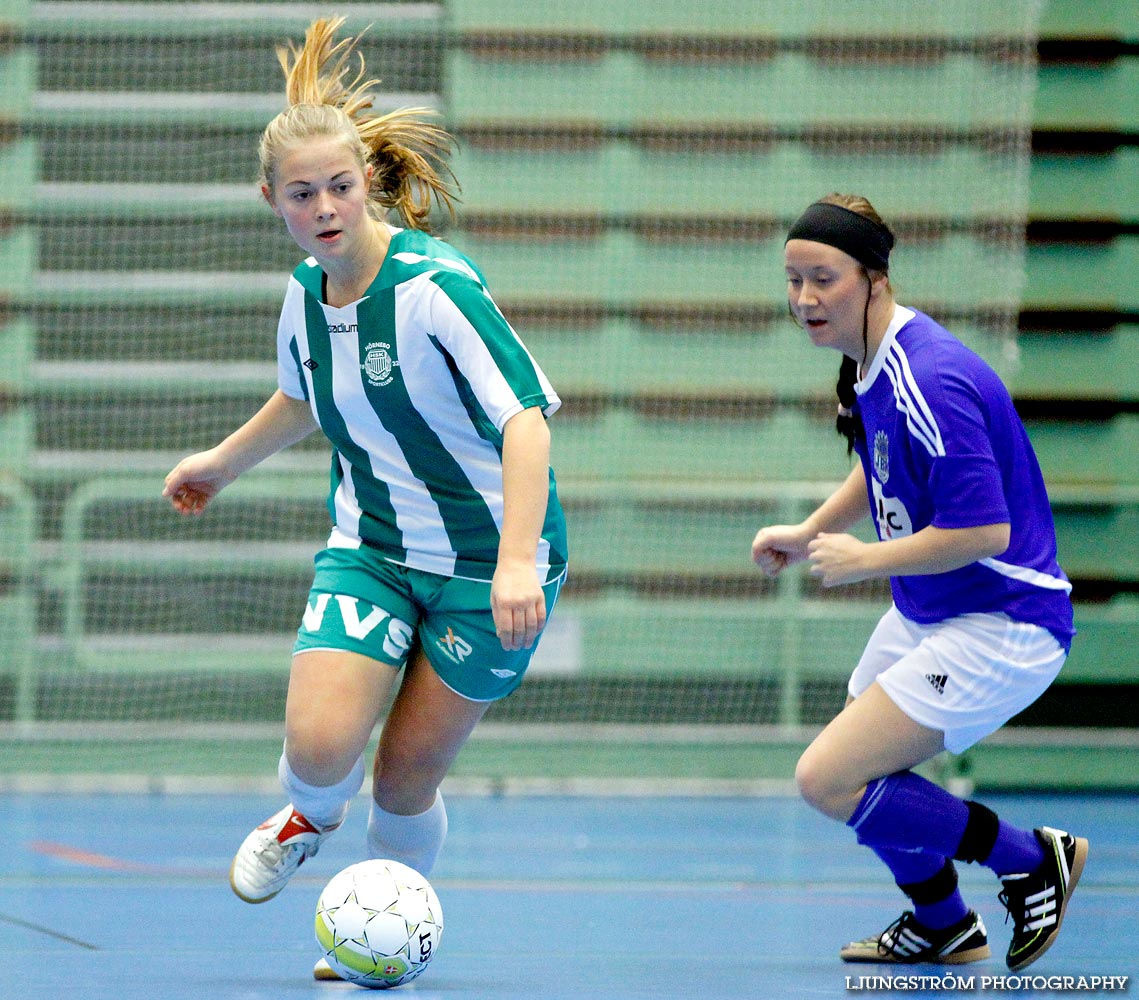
[372,774,439,815]
[373,746,446,811]
[286,733,360,786]
[794,751,826,811]
[795,749,849,818]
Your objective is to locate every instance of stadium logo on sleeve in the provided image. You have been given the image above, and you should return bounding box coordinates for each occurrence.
[874,430,890,484]
[362,342,398,386]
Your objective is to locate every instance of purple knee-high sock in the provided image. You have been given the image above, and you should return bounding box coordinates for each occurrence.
[984,821,1045,876]
[849,772,1045,878]
[848,772,968,856]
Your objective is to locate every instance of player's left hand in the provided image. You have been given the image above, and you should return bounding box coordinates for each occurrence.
[806,532,871,587]
[491,563,546,650]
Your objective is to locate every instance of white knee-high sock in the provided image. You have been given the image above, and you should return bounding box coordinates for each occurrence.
[278,750,365,830]
[367,790,448,876]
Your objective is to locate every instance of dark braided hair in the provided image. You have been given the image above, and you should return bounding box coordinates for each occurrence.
[834,270,875,454]
[836,356,862,453]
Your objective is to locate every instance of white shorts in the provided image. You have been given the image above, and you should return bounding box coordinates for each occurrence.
[848,605,1067,754]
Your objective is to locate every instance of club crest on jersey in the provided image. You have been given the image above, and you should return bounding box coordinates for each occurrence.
[362,341,398,386]
[873,430,890,484]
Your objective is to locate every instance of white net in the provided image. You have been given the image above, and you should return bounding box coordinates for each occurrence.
[4,0,1042,775]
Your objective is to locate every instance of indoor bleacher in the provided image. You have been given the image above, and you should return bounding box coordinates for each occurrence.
[1,0,1136,789]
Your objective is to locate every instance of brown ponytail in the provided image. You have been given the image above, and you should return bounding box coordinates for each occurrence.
[259,17,459,230]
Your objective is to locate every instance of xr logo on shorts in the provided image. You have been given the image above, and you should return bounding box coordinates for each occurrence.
[435,627,473,664]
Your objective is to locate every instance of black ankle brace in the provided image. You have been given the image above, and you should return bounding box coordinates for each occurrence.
[898,858,959,905]
[954,800,1000,864]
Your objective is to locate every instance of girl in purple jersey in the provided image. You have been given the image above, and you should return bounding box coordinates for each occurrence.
[751,194,1087,971]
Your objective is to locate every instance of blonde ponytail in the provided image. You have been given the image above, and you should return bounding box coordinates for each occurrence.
[259,17,458,229]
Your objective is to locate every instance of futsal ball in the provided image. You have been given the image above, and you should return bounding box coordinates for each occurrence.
[315,859,443,989]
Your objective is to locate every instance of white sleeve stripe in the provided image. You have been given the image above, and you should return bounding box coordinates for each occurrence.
[979,557,1073,593]
[882,357,928,452]
[883,355,944,458]
[887,342,944,455]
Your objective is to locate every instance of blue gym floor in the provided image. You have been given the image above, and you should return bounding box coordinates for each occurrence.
[1,791,1135,999]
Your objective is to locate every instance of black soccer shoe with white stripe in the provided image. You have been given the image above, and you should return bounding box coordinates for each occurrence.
[999,826,1089,971]
[840,909,991,965]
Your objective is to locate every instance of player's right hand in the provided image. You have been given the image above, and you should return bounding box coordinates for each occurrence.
[751,525,809,577]
[163,451,232,515]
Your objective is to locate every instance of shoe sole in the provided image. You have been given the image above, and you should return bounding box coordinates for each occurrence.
[313,961,342,981]
[841,943,991,965]
[1007,835,1089,972]
[228,856,283,904]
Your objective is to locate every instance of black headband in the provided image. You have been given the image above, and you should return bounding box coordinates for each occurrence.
[785,201,894,272]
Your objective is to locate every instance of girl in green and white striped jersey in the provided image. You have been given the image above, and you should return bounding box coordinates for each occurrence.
[163,18,567,950]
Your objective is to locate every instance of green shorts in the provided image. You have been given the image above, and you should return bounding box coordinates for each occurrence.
[293,546,565,702]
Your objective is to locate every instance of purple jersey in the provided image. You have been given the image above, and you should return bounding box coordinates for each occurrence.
[852,307,1074,650]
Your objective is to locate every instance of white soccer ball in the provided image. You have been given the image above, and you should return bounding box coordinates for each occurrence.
[315,859,443,989]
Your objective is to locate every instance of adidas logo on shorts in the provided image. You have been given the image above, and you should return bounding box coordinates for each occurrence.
[925,673,948,695]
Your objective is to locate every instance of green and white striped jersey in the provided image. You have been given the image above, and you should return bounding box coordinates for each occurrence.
[277,226,567,583]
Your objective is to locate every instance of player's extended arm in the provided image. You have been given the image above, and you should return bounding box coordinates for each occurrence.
[163,389,318,515]
[752,465,870,575]
[492,406,551,651]
[803,464,872,536]
[807,522,1011,588]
